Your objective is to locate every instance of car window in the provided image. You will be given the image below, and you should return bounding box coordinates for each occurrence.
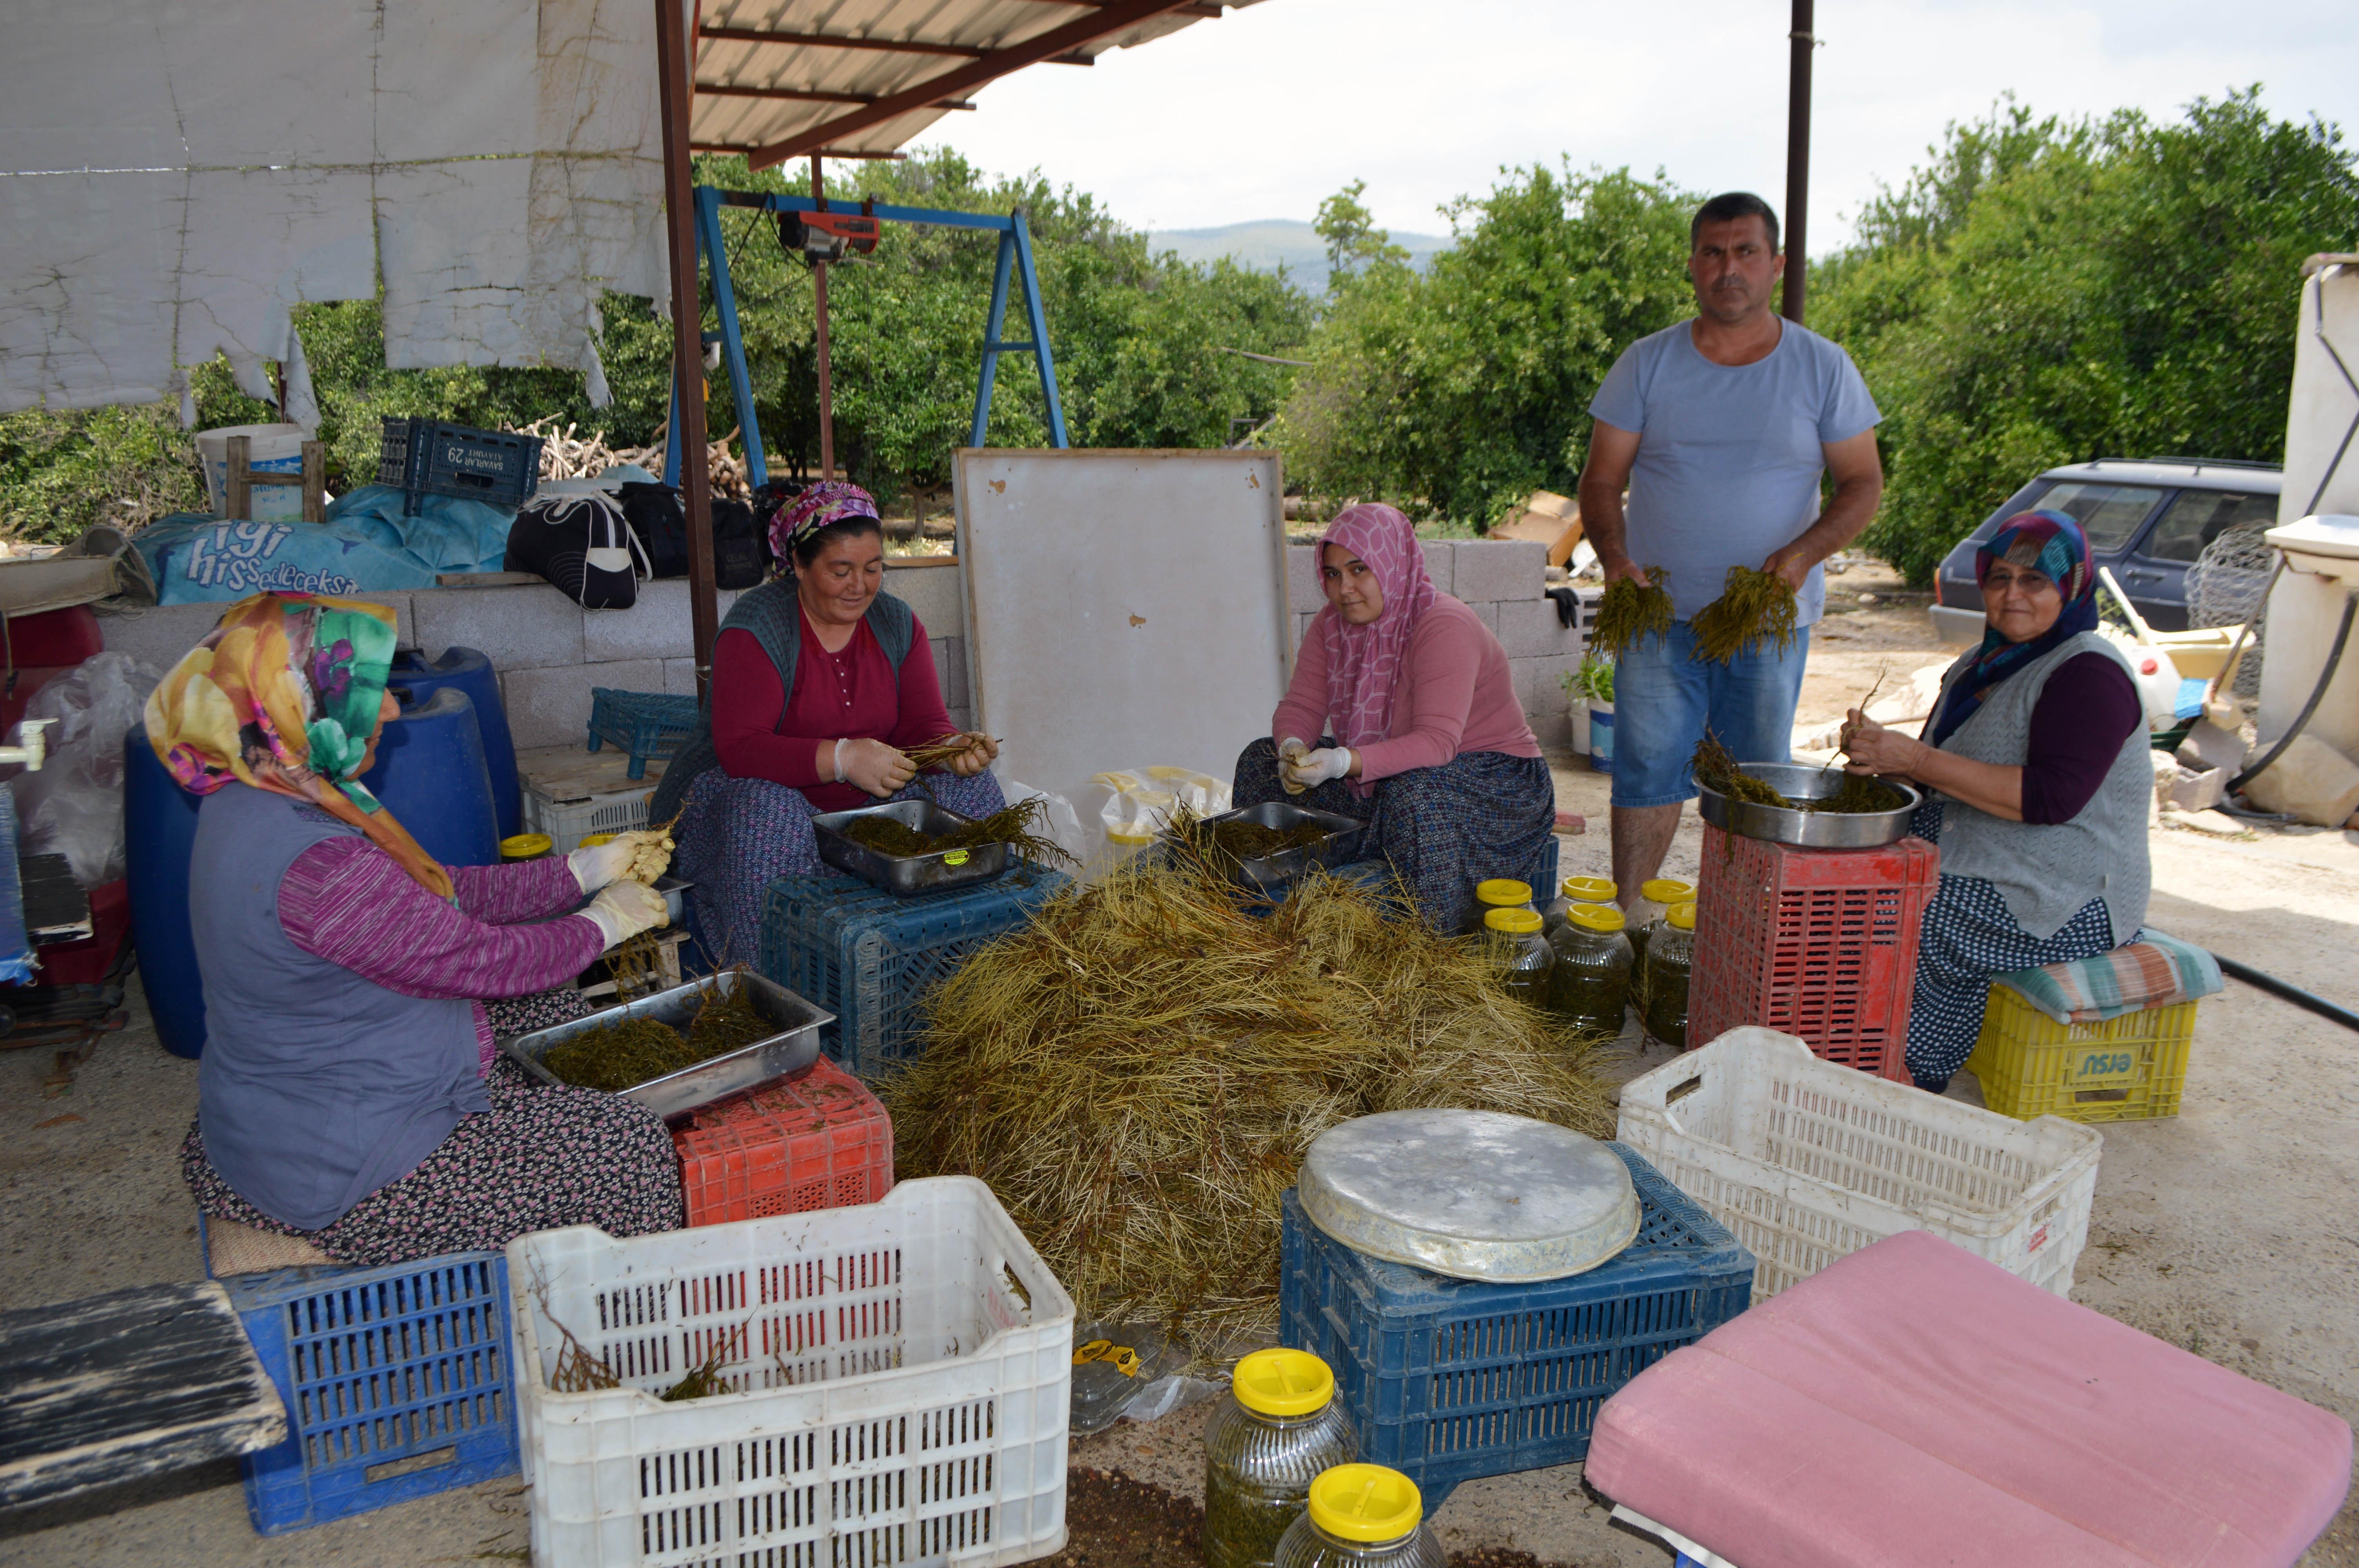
[2033,483,2166,553]
[2138,490,2278,563]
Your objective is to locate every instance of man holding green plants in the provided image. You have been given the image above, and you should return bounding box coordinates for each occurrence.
[1576,191,1884,906]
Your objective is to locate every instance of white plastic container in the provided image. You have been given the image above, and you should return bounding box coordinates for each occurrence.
[195,423,310,521]
[521,782,651,853]
[510,1176,1076,1568]
[1615,1027,2102,1298]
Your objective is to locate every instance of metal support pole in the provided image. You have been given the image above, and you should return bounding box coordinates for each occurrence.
[971,229,1018,448]
[812,155,836,480]
[1013,213,1069,448]
[1781,0,1813,323]
[700,187,769,491]
[656,0,718,697]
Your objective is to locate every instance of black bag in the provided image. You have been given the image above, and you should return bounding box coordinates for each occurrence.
[616,482,690,579]
[712,498,768,590]
[504,492,644,609]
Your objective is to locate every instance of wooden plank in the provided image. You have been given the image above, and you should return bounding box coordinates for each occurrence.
[434,570,547,588]
[300,440,326,524]
[0,1281,284,1509]
[225,435,252,523]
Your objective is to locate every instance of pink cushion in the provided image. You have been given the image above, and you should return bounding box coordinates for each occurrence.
[1588,1230,2351,1568]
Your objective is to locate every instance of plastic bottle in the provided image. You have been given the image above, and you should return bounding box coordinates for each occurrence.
[1538,875,1618,934]
[1547,903,1634,1035]
[1483,907,1554,1007]
[1642,900,1696,1049]
[1203,1350,1359,1568]
[1271,1465,1446,1568]
[1627,877,1695,1000]
[1461,877,1535,936]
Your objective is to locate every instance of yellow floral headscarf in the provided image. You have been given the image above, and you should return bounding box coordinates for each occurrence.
[145,593,454,898]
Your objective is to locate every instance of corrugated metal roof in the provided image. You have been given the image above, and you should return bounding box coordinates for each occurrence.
[690,0,1250,167]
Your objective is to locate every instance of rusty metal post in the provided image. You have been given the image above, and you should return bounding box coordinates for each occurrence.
[812,154,836,479]
[1782,0,1813,323]
[657,0,718,695]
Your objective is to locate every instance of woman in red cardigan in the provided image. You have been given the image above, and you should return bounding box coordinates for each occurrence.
[656,482,1000,965]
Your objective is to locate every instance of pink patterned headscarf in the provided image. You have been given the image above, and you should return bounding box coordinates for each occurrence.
[767,480,880,576]
[1316,503,1438,795]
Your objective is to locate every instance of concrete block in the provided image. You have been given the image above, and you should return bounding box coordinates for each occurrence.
[584,579,697,662]
[1496,597,1582,659]
[1287,544,1325,613]
[1421,541,1454,595]
[1528,711,1573,751]
[884,561,964,634]
[351,592,414,646]
[1452,539,1547,605]
[662,658,701,698]
[1467,601,1499,635]
[95,603,237,673]
[1512,656,1577,733]
[414,583,585,671]
[500,658,663,751]
[929,636,973,710]
[945,706,975,737]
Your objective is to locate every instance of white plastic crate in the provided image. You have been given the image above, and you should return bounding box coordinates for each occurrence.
[509,1176,1075,1568]
[1616,1028,2102,1299]
[521,782,651,854]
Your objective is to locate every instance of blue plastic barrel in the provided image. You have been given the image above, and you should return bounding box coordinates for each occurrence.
[124,724,207,1060]
[387,646,519,838]
[371,687,500,867]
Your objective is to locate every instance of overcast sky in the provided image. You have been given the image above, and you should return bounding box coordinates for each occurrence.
[911,0,2358,253]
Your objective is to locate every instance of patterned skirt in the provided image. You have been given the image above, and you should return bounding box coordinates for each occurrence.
[1232,737,1556,933]
[182,1054,685,1268]
[672,768,1008,970]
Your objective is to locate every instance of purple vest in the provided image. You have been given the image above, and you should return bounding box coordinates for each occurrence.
[190,784,487,1230]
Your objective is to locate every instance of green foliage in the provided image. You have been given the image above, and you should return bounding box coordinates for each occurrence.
[1814,90,2359,583]
[0,403,209,541]
[1274,162,1698,529]
[1315,179,1410,283]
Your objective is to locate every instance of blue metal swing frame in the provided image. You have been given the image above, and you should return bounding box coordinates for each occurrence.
[665,184,1068,490]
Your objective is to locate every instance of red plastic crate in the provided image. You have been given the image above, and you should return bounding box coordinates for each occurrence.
[1688,827,1939,1080]
[671,1055,894,1226]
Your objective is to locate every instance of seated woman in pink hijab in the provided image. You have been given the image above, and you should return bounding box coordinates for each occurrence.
[1232,503,1554,931]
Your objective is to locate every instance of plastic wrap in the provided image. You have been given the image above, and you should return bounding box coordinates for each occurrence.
[9,652,163,886]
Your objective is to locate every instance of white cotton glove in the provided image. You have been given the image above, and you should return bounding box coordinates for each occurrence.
[581,880,670,949]
[1277,737,1311,796]
[567,827,674,892]
[1284,746,1354,790]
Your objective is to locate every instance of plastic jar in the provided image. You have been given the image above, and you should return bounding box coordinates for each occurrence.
[1203,1350,1359,1568]
[1547,903,1634,1035]
[1627,877,1695,1000]
[499,832,553,861]
[1462,878,1535,936]
[1539,875,1618,934]
[1483,908,1554,1006]
[1271,1465,1446,1568]
[1642,900,1696,1048]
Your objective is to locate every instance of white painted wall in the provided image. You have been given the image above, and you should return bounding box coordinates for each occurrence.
[2262,260,2359,757]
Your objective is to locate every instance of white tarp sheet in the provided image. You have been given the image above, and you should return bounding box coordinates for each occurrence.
[0,0,667,423]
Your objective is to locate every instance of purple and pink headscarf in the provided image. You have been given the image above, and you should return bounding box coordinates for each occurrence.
[766,480,879,576]
[1927,508,2100,745]
[1315,503,1439,795]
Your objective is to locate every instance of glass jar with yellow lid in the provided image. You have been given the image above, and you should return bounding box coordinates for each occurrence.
[1460,878,1534,937]
[1481,907,1554,1007]
[1203,1349,1359,1568]
[1627,876,1694,1001]
[1271,1465,1445,1568]
[1538,875,1618,935]
[1641,901,1697,1048]
[1547,902,1634,1034]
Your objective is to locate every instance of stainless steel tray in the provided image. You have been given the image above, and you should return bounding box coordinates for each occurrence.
[1695,763,1923,849]
[501,970,832,1122]
[812,799,1010,896]
[1191,800,1367,895]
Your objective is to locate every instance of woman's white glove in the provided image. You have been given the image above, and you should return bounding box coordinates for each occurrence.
[840,737,917,798]
[567,826,671,892]
[581,880,669,949]
[1283,745,1354,790]
[1277,737,1310,795]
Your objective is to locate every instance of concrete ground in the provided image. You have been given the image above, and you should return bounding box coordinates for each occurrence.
[4,582,2355,1565]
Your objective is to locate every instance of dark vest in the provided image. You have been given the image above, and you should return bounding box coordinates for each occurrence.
[649,582,917,821]
[190,785,487,1230]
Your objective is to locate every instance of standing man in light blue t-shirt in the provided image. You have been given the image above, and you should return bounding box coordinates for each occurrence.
[1578,191,1885,905]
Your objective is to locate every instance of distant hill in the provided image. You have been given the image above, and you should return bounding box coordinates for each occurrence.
[1147,219,1450,292]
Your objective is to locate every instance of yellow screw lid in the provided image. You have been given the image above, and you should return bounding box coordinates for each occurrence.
[1558,875,1617,903]
[1308,1465,1423,1544]
[577,832,617,849]
[1484,907,1543,934]
[1232,1349,1334,1416]
[1667,900,1697,931]
[1640,878,1694,903]
[500,833,553,860]
[1567,903,1626,933]
[1475,878,1532,907]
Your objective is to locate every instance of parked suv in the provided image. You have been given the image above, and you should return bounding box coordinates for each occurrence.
[1930,457,2281,642]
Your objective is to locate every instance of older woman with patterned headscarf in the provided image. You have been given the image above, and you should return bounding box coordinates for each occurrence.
[655,481,1001,964]
[153,593,683,1265]
[1842,510,2153,1093]
[1233,503,1554,931]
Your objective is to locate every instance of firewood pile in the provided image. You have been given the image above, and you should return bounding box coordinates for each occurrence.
[509,417,752,501]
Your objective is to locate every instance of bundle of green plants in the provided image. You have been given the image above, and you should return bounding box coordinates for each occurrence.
[1590,566,1674,658]
[538,974,774,1091]
[1689,566,1799,664]
[839,795,1076,867]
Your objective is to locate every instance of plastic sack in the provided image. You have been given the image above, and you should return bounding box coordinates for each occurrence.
[133,482,516,603]
[1003,780,1087,866]
[1092,766,1231,845]
[9,652,163,886]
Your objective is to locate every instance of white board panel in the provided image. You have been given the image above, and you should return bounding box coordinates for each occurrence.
[956,448,1290,805]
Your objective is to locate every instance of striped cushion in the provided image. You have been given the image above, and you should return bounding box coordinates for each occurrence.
[1992,929,2223,1024]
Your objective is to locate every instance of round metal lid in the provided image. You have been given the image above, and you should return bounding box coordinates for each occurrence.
[1299,1110,1640,1283]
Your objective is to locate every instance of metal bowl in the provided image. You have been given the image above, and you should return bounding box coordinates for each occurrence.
[1695,763,1923,848]
[1187,800,1367,895]
[812,798,1009,896]
[501,970,832,1122]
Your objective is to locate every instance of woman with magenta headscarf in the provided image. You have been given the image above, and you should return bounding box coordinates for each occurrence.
[655,481,1001,964]
[1234,503,1554,932]
[1843,510,2152,1093]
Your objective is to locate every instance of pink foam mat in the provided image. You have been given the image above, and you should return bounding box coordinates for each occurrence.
[1588,1230,2351,1568]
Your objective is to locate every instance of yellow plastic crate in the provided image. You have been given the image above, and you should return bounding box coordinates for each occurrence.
[1966,984,2195,1123]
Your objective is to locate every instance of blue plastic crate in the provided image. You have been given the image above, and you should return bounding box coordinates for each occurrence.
[586,687,701,780]
[1279,1142,1754,1508]
[758,866,1068,1076]
[220,1249,519,1534]
[376,417,541,516]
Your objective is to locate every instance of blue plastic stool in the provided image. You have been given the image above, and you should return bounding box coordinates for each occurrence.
[387,646,520,838]
[371,687,500,867]
[124,725,207,1059]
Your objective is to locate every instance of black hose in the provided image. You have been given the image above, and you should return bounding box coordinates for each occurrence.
[2213,954,2359,1034]
[2228,590,2356,794]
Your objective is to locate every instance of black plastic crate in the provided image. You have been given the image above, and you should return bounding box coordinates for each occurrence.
[378,418,542,515]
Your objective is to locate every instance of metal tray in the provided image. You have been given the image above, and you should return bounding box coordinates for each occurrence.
[1191,800,1367,895]
[812,799,1010,896]
[500,970,832,1122]
[1695,763,1923,849]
